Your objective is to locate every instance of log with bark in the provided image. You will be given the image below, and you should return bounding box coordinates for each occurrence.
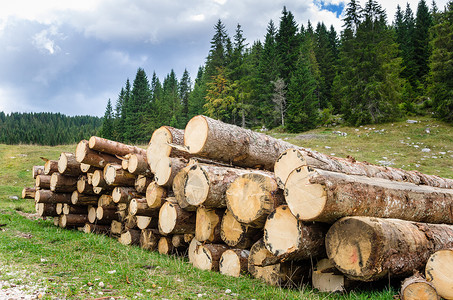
[22,187,36,199]
[111,220,123,236]
[284,166,453,224]
[136,216,158,230]
[140,229,160,251]
[76,175,95,195]
[71,191,98,206]
[128,153,152,176]
[226,172,284,228]
[263,205,327,262]
[56,203,64,215]
[35,190,71,204]
[154,156,188,187]
[104,164,136,187]
[135,175,153,193]
[50,173,77,193]
[35,175,51,189]
[325,216,453,281]
[32,165,45,178]
[129,198,159,217]
[425,249,453,300]
[195,207,224,243]
[83,223,111,234]
[184,163,251,208]
[248,239,310,287]
[220,209,261,249]
[188,238,201,264]
[158,201,196,235]
[96,206,119,223]
[145,181,168,209]
[171,234,188,248]
[400,272,439,300]
[62,204,87,215]
[59,214,88,228]
[44,160,59,175]
[76,139,122,168]
[36,203,58,217]
[184,115,295,170]
[88,136,146,156]
[112,186,142,204]
[80,163,98,174]
[147,126,189,172]
[219,249,250,277]
[275,148,453,190]
[172,166,197,211]
[58,152,82,176]
[192,243,229,271]
[119,229,141,245]
[158,236,174,255]
[87,206,97,223]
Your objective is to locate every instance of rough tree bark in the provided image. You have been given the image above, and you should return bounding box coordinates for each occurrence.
[184,115,295,170]
[284,166,453,224]
[88,136,145,156]
[326,216,453,281]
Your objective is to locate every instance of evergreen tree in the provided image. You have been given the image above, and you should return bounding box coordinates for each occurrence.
[205,19,229,78]
[100,99,114,140]
[276,7,300,84]
[256,20,281,128]
[179,69,191,127]
[204,67,236,121]
[188,67,207,119]
[286,55,319,132]
[429,1,453,121]
[124,68,151,143]
[315,22,336,109]
[334,0,403,125]
[414,0,433,87]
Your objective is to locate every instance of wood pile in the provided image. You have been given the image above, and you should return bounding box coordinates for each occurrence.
[23,115,453,298]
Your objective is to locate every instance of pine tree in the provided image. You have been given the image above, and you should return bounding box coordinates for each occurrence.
[286,55,319,133]
[100,99,114,140]
[124,68,151,143]
[414,0,433,88]
[204,67,236,121]
[188,67,207,119]
[276,7,300,84]
[205,19,229,78]
[256,20,281,128]
[334,0,403,125]
[429,1,453,121]
[179,69,191,127]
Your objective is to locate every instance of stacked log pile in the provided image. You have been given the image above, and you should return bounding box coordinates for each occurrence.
[22,115,453,298]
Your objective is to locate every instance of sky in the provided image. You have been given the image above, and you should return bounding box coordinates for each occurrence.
[0,0,448,117]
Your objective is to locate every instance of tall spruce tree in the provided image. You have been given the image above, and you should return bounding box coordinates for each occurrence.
[429,1,453,121]
[188,67,207,119]
[414,0,433,88]
[205,19,229,78]
[100,99,114,140]
[276,7,300,84]
[124,68,151,143]
[179,69,191,127]
[334,0,403,125]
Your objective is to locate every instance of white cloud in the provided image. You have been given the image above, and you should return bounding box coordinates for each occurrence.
[32,26,61,54]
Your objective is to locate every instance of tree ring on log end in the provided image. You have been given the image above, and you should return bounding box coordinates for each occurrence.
[264,205,301,257]
[425,249,453,299]
[285,166,327,221]
[184,115,208,154]
[219,250,241,277]
[274,148,306,189]
[326,217,377,280]
[159,202,177,234]
[185,165,209,206]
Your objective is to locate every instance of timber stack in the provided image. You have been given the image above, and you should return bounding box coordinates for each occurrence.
[22,115,453,298]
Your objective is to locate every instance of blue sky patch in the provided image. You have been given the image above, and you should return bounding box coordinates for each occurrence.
[316,1,346,17]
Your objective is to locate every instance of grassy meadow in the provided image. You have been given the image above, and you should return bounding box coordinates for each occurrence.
[0,115,451,299]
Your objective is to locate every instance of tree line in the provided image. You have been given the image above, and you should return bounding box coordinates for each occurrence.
[0,112,101,145]
[100,0,452,143]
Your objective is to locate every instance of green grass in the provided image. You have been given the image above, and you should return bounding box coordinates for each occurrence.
[1,116,451,299]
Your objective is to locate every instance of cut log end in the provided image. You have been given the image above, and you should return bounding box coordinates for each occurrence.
[425,249,453,300]
[184,164,209,206]
[184,115,208,154]
[274,148,306,189]
[401,273,439,300]
[219,249,250,277]
[312,259,347,293]
[285,166,327,221]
